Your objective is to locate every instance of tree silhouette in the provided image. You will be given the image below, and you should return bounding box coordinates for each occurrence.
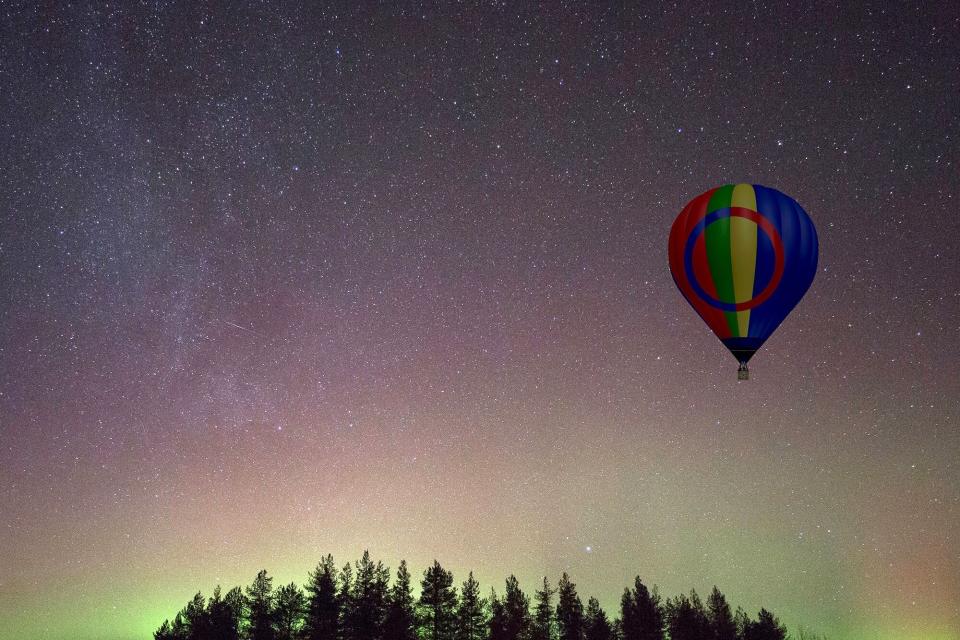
[339,561,355,639]
[343,551,390,640]
[664,591,710,640]
[183,592,211,640]
[530,577,556,640]
[734,607,751,639]
[154,619,174,640]
[556,573,584,640]
[304,555,339,640]
[620,577,664,640]
[273,582,305,640]
[487,590,508,640]
[706,587,736,640]
[583,598,612,640]
[742,609,787,640]
[170,612,189,640]
[384,560,417,640]
[501,576,531,640]
[208,586,243,640]
[455,571,487,640]
[153,555,807,640]
[224,587,246,633]
[418,560,458,640]
[246,570,275,640]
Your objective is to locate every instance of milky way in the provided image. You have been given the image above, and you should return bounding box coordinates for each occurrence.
[1,3,958,639]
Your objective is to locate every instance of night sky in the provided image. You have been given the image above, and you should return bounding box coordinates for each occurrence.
[1,3,958,640]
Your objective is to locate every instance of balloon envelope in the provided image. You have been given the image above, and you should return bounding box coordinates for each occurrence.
[668,184,818,370]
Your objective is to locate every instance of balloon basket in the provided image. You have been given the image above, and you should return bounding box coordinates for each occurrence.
[737,364,749,381]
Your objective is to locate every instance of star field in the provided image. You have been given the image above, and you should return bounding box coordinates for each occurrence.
[1,3,958,640]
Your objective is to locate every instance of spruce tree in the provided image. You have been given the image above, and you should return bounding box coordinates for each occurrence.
[339,563,355,640]
[224,588,246,624]
[664,591,710,640]
[170,612,189,640]
[344,551,389,640]
[583,598,612,640]
[208,586,242,640]
[304,555,340,640]
[246,570,276,640]
[530,577,556,640]
[733,607,751,639]
[384,560,417,640]
[488,590,508,640]
[182,592,210,640]
[620,577,663,640]
[501,575,531,640]
[374,559,392,636]
[418,560,458,640]
[706,587,736,640]
[154,620,174,640]
[689,590,710,639]
[273,582,306,640]
[454,572,487,640]
[742,609,787,640]
[555,573,584,640]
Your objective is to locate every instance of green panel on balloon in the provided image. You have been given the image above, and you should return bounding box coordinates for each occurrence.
[705,186,738,337]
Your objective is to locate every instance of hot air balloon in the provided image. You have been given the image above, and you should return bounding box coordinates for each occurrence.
[668,184,818,380]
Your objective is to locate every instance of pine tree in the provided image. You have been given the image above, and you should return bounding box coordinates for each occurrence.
[373,558,392,638]
[304,556,340,640]
[530,577,556,640]
[343,551,390,640]
[664,591,710,640]
[619,587,634,640]
[689,591,708,634]
[454,572,486,640]
[418,560,458,640]
[208,586,242,640]
[555,573,584,640]
[246,570,276,640]
[488,590,508,640]
[733,607,751,640]
[706,587,736,640]
[620,577,664,640]
[273,582,306,640]
[384,561,417,640]
[171,611,189,640]
[155,620,174,640]
[226,587,246,639]
[180,592,209,640]
[742,609,787,640]
[501,575,531,640]
[583,598,612,640]
[339,563,355,640]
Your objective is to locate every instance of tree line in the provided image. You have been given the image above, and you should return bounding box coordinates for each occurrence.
[154,551,815,640]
